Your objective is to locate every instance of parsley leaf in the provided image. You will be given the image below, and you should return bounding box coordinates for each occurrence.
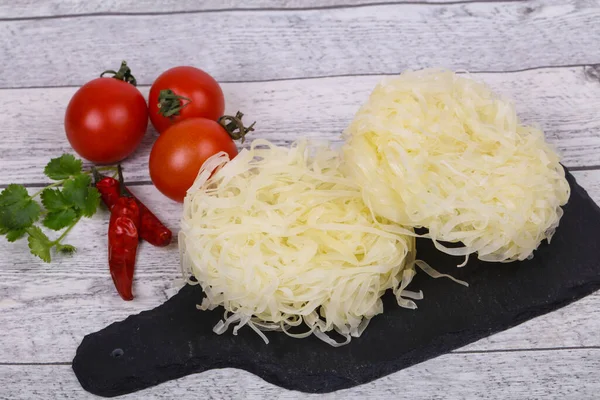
[40,189,71,211]
[27,226,52,263]
[0,184,41,230]
[43,208,77,231]
[44,154,82,180]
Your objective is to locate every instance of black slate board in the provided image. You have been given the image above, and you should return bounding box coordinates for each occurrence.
[72,170,600,397]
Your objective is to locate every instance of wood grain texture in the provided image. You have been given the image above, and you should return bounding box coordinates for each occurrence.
[0,0,486,19]
[3,0,600,397]
[2,349,600,399]
[1,67,600,186]
[1,1,599,88]
[1,171,599,362]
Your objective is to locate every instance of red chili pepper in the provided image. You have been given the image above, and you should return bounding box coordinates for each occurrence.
[108,215,139,301]
[93,168,172,247]
[108,166,141,301]
[134,198,172,247]
[95,175,121,210]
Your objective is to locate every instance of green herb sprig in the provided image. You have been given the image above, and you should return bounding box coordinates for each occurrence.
[0,154,116,262]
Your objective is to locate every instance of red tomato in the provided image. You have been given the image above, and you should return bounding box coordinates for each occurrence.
[65,72,148,164]
[149,118,238,202]
[148,66,225,134]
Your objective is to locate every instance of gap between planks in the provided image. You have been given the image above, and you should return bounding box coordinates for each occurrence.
[0,0,527,22]
[0,63,597,91]
[2,345,599,366]
[0,181,154,190]
[3,166,600,191]
[4,166,600,191]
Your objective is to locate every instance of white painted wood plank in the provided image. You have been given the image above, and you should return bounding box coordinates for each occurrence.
[0,168,599,362]
[1,1,599,87]
[0,0,483,19]
[2,349,600,399]
[0,67,599,185]
[2,1,597,397]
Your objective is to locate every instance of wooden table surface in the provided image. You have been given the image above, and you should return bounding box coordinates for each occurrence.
[2,0,600,399]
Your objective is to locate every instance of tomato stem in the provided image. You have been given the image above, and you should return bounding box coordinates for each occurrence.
[218,111,256,144]
[100,61,137,86]
[157,89,191,119]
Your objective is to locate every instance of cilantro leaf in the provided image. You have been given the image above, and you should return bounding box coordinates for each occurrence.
[81,187,101,217]
[0,200,41,230]
[0,184,30,207]
[27,225,50,241]
[44,154,82,180]
[43,208,77,231]
[27,226,52,263]
[0,184,41,230]
[62,175,100,218]
[63,174,92,211]
[56,243,76,254]
[40,189,71,211]
[6,228,26,242]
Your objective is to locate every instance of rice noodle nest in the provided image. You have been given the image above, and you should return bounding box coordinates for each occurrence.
[342,69,570,262]
[180,139,417,346]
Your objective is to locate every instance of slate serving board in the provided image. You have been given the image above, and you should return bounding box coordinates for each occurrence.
[72,170,600,397]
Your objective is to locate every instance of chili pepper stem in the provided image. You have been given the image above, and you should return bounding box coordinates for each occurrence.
[91,167,102,185]
[117,165,132,198]
[95,166,118,173]
[91,166,119,184]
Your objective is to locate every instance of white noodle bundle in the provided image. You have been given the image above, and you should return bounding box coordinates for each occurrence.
[343,69,570,262]
[180,140,418,346]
